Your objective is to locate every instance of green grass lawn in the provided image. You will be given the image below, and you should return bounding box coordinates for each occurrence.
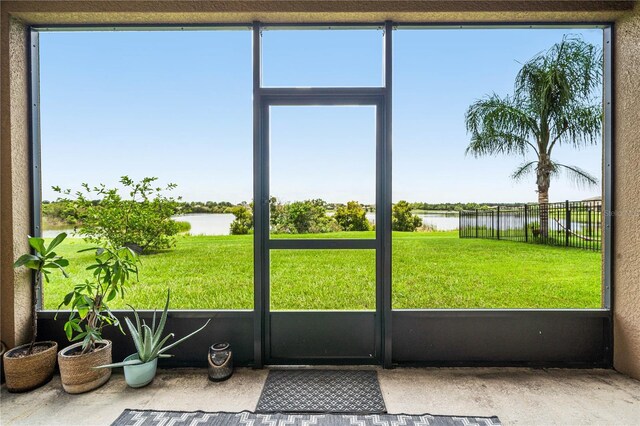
[42,231,602,310]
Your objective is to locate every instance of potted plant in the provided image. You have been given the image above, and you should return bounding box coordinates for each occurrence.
[4,233,69,392]
[97,290,210,388]
[56,245,139,394]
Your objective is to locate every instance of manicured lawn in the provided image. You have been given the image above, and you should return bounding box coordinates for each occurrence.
[42,231,602,310]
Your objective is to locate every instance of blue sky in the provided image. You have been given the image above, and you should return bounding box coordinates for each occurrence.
[40,28,603,204]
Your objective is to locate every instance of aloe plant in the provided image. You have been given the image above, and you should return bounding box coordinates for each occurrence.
[98,290,210,368]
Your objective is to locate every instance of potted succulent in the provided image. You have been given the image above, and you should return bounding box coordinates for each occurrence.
[97,290,210,388]
[4,233,69,392]
[56,245,139,394]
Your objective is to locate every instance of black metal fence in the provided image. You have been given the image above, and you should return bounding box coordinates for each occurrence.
[459,200,602,251]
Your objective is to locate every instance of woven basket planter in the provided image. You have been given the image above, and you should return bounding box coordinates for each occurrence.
[58,340,112,394]
[3,341,58,393]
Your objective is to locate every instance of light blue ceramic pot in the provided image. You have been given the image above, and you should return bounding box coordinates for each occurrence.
[123,354,157,388]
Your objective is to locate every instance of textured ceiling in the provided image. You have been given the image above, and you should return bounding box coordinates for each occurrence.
[2,1,637,25]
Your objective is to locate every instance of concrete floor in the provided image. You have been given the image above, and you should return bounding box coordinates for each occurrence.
[1,367,639,425]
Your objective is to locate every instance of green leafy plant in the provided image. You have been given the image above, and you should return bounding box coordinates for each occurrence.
[54,176,185,253]
[42,200,82,227]
[392,200,423,232]
[333,201,372,232]
[270,198,339,234]
[56,246,139,354]
[230,204,253,235]
[98,290,210,367]
[14,233,69,354]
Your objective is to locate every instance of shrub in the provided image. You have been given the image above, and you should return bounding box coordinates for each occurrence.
[334,201,372,231]
[42,200,82,226]
[230,205,253,235]
[174,221,192,233]
[392,200,423,232]
[270,198,339,234]
[54,176,184,253]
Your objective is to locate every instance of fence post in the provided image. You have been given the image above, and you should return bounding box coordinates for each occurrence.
[475,209,479,238]
[496,206,500,240]
[524,204,528,242]
[490,211,494,237]
[565,200,570,247]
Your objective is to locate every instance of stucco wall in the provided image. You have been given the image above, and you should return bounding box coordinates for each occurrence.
[613,5,640,380]
[1,17,32,348]
[1,0,639,378]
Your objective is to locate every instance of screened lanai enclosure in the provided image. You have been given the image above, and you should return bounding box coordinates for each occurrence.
[34,23,612,368]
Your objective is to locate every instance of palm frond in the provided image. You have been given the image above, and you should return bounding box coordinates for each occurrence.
[548,103,602,152]
[464,94,538,158]
[515,34,602,114]
[552,162,599,188]
[511,161,538,181]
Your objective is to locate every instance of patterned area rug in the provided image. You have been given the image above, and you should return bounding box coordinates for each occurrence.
[111,410,503,426]
[255,369,386,414]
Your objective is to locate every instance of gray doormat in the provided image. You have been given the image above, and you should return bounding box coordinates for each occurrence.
[112,410,502,425]
[256,369,386,414]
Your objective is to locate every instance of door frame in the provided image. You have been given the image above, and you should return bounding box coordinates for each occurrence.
[254,92,390,366]
[252,22,393,367]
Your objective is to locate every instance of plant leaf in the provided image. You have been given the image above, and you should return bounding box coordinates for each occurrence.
[157,319,210,355]
[13,254,40,270]
[64,322,73,340]
[142,324,153,360]
[28,237,46,255]
[148,333,174,360]
[94,358,143,369]
[153,289,170,346]
[124,316,143,356]
[47,232,68,252]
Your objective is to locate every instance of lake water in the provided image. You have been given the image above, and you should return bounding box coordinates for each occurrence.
[43,211,600,239]
[43,211,462,237]
[173,213,236,235]
[175,212,461,235]
[363,212,460,231]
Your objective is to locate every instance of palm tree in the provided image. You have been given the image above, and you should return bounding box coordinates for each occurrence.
[465,35,602,236]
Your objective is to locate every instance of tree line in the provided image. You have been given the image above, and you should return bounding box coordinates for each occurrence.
[229,198,423,235]
[43,177,428,252]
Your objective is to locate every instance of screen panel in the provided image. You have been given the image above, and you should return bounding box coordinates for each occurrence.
[39,30,254,310]
[269,106,377,239]
[270,249,376,311]
[262,29,383,87]
[392,28,604,309]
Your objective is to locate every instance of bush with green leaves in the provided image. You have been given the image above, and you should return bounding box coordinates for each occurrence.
[230,205,253,235]
[174,221,192,233]
[270,198,339,234]
[42,200,82,226]
[56,246,139,354]
[54,176,184,253]
[392,200,423,232]
[334,201,372,231]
